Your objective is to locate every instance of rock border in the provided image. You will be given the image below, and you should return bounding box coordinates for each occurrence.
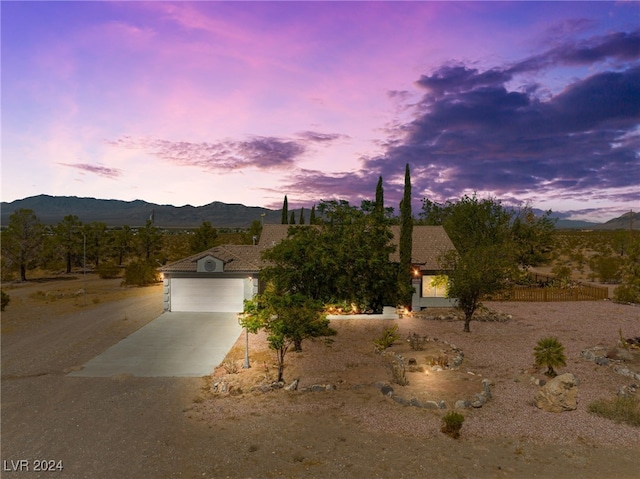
[376,338,492,410]
[580,346,640,381]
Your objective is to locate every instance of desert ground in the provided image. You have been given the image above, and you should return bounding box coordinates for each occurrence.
[1,274,639,478]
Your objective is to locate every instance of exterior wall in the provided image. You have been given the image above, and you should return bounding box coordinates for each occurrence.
[162,272,259,312]
[411,272,458,311]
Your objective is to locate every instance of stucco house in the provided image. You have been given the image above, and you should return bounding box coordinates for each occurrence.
[159,224,456,313]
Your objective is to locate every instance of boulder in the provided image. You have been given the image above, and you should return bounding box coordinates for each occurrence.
[534,373,579,412]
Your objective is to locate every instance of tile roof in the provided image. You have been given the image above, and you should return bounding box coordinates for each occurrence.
[161,224,455,275]
[259,224,455,270]
[159,244,265,273]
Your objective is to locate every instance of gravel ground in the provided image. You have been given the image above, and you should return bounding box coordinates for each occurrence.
[2,277,639,478]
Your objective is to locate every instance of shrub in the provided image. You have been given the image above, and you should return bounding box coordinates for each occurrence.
[1,290,10,311]
[374,324,400,351]
[588,396,640,427]
[441,411,464,439]
[534,337,567,377]
[223,359,239,374]
[97,262,121,279]
[122,260,159,286]
[388,357,409,386]
[407,332,428,351]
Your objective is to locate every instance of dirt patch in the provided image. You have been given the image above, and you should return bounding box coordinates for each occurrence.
[2,277,639,478]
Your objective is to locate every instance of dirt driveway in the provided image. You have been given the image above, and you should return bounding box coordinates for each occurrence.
[1,276,639,478]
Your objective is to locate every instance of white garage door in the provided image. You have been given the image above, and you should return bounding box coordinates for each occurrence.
[170,278,245,312]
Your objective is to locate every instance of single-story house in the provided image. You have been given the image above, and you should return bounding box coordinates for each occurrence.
[159,224,456,313]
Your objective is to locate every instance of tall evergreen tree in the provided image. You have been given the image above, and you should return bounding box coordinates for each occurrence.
[299,207,305,225]
[281,195,289,224]
[398,164,414,308]
[309,205,317,225]
[374,176,385,223]
[1,209,45,281]
[289,211,296,225]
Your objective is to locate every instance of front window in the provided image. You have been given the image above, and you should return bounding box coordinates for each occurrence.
[422,275,448,298]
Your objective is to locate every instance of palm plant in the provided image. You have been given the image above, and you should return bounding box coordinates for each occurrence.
[534,337,567,377]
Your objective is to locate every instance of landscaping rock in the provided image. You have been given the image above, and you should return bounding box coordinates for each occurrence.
[534,373,579,412]
[284,379,299,391]
[455,400,470,409]
[422,400,439,409]
[380,385,394,397]
[607,347,634,361]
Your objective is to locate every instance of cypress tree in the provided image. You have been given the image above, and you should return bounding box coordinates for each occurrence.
[299,207,305,225]
[309,205,317,225]
[374,176,384,223]
[281,195,289,224]
[398,164,414,308]
[290,211,296,225]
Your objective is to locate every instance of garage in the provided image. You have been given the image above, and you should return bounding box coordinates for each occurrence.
[169,278,245,312]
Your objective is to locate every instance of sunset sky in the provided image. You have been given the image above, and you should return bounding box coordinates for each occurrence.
[2,1,639,221]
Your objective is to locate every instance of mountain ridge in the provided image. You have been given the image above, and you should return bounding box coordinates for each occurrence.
[1,194,637,230]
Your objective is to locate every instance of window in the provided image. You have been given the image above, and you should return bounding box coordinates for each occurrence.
[422,275,448,298]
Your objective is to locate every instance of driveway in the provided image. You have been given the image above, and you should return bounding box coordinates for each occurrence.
[68,312,242,377]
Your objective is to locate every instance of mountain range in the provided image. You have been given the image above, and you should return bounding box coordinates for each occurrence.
[1,194,638,230]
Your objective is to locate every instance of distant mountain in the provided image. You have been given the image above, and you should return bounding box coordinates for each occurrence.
[1,194,637,230]
[553,218,601,229]
[0,195,284,228]
[594,211,640,231]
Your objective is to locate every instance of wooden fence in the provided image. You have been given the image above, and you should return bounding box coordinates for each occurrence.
[490,273,610,302]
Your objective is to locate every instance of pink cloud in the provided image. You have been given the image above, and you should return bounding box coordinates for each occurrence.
[59,163,121,179]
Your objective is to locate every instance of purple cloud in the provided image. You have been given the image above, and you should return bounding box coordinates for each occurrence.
[59,163,121,178]
[109,135,306,171]
[361,30,640,211]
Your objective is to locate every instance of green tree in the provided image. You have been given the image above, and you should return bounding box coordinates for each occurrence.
[299,207,305,225]
[112,225,134,265]
[281,195,289,224]
[397,164,414,308]
[614,238,640,303]
[53,215,83,274]
[245,220,263,245]
[241,289,336,382]
[262,199,398,312]
[511,206,556,267]
[309,204,317,225]
[375,175,385,223]
[289,211,296,225]
[534,337,567,377]
[137,220,164,261]
[439,195,518,332]
[84,222,109,268]
[1,209,45,281]
[189,221,218,253]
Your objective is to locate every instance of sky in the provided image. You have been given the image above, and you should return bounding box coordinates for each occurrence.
[2,1,639,222]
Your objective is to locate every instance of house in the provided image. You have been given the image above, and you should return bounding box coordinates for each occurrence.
[159,224,456,313]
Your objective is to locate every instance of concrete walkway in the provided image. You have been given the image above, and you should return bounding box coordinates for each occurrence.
[68,312,242,377]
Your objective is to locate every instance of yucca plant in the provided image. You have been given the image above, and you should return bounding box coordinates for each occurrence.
[534,337,567,377]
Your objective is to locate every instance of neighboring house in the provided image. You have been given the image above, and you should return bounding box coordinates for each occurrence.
[159,224,456,313]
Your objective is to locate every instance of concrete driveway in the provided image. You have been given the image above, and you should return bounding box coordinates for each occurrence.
[68,312,242,377]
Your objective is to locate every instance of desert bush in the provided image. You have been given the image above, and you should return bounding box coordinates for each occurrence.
[374,324,400,350]
[122,260,159,286]
[534,337,567,377]
[550,264,572,283]
[441,411,464,439]
[588,396,640,427]
[388,357,409,386]
[1,290,10,311]
[223,359,239,374]
[588,255,623,283]
[97,262,121,279]
[407,332,428,351]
